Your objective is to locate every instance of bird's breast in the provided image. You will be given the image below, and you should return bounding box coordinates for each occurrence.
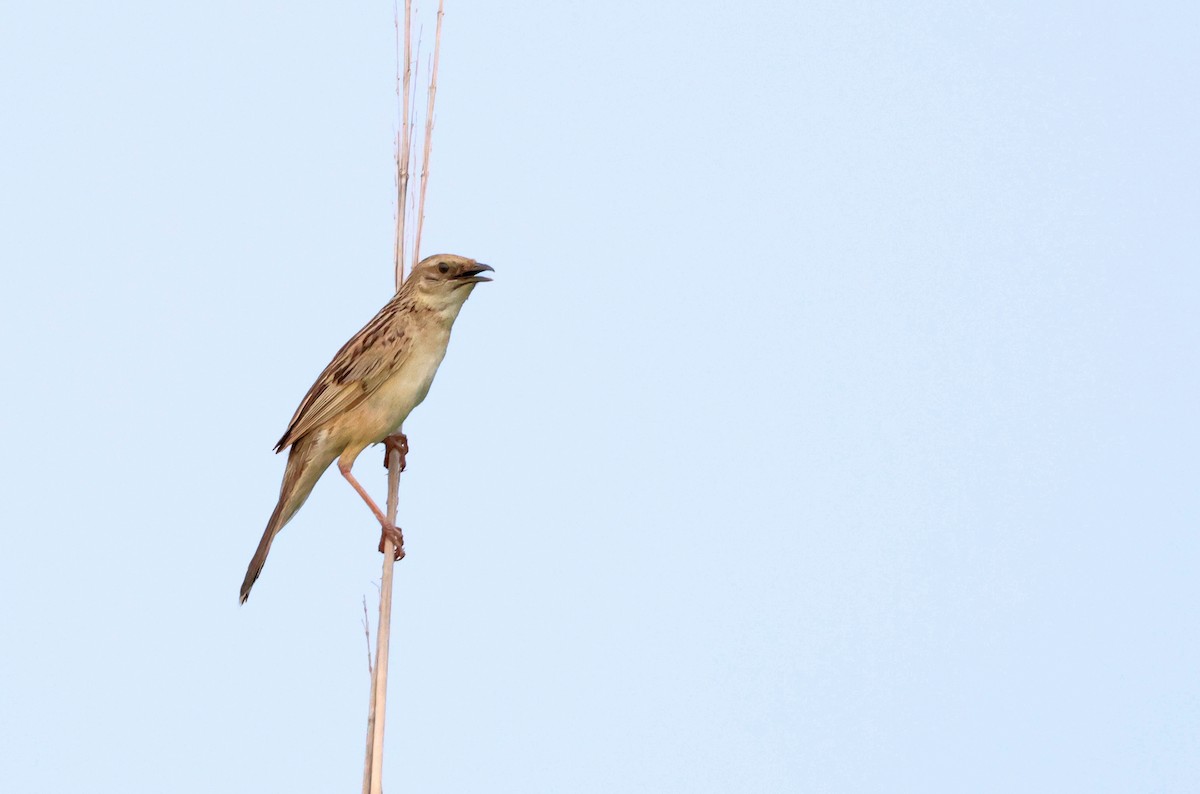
[363,331,451,439]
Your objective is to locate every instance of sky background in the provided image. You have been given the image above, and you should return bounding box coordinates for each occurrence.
[1,1,1198,791]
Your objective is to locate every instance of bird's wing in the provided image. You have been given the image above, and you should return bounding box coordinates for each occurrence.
[275,301,412,451]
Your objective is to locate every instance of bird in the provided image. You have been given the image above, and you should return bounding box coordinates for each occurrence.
[239,253,493,604]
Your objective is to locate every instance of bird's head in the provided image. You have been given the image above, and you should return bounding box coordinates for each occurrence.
[407,253,494,312]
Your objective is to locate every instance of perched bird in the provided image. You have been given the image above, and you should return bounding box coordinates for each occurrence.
[240,253,493,604]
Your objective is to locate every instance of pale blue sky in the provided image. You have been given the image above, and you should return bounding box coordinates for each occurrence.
[1,1,1197,791]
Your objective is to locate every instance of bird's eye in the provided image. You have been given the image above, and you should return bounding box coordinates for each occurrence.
[438,263,450,274]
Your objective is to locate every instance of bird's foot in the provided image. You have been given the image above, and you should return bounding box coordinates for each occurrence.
[382,433,409,472]
[378,522,406,561]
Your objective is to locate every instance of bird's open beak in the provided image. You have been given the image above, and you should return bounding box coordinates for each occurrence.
[456,263,494,286]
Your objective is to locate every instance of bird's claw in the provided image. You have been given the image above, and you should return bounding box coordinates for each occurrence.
[378,522,406,561]
[383,433,409,472]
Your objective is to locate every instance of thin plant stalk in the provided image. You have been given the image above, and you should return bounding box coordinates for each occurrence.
[412,0,445,273]
[367,449,401,794]
[364,2,444,792]
[364,1,411,791]
[393,0,414,291]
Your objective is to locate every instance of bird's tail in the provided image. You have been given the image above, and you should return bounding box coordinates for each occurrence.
[240,433,336,604]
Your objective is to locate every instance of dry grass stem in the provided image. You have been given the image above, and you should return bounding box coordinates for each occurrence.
[362,596,374,678]
[393,0,414,290]
[365,2,443,792]
[412,0,445,273]
[367,451,401,794]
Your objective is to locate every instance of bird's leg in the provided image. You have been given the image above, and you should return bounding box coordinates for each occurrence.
[337,461,405,561]
[382,432,409,472]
